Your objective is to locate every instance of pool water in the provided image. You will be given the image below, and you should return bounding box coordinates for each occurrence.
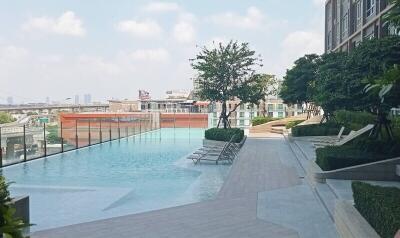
[1,128,231,231]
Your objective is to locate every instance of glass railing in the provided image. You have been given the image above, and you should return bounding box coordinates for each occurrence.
[0,112,166,167]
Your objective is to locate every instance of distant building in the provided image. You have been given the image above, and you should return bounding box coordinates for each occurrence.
[209,99,303,129]
[6,97,13,105]
[45,97,50,104]
[74,95,80,105]
[138,90,151,100]
[83,94,92,104]
[325,0,395,53]
[109,100,141,112]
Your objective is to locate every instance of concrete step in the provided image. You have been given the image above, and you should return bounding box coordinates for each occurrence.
[314,183,338,220]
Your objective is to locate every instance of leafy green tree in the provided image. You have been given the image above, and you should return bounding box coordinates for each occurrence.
[279,54,319,106]
[313,52,349,120]
[191,41,265,129]
[384,0,400,34]
[0,113,15,124]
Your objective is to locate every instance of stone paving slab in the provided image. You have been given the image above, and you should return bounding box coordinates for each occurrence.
[257,183,338,238]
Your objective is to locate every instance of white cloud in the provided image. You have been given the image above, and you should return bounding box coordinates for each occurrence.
[116,19,162,38]
[209,6,264,29]
[22,11,85,36]
[78,56,121,75]
[313,0,326,7]
[142,2,180,13]
[173,21,195,44]
[128,48,169,62]
[0,45,29,61]
[277,30,324,75]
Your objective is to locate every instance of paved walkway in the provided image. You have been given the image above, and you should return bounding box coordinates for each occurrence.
[32,135,337,238]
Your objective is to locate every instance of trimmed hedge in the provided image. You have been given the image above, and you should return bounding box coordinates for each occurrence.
[315,138,400,171]
[285,120,305,129]
[252,117,277,126]
[291,122,348,137]
[204,128,244,143]
[352,182,400,238]
[334,110,376,131]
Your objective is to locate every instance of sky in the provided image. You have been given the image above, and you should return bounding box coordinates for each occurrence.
[0,0,326,104]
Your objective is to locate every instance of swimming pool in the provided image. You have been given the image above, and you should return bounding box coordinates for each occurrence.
[1,128,231,231]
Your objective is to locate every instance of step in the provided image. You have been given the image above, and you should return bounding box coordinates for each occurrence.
[314,183,338,219]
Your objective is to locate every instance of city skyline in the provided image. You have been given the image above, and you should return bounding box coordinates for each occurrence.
[0,0,325,104]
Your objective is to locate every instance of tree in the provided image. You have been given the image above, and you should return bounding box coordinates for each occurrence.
[0,113,15,124]
[191,41,265,129]
[255,74,278,116]
[384,0,400,34]
[313,52,350,120]
[279,54,320,116]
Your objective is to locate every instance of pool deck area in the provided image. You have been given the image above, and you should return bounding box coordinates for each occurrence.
[32,133,337,238]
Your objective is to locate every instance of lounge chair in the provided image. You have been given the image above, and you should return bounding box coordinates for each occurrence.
[309,127,346,143]
[313,124,374,148]
[188,141,238,164]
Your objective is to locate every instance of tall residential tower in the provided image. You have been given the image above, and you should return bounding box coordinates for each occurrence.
[325,0,395,53]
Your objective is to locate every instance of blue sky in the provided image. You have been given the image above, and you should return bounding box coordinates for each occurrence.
[0,0,325,103]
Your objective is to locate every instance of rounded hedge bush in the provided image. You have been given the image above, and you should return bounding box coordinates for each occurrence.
[204,128,244,143]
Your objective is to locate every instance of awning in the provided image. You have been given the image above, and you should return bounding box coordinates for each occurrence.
[194,101,210,106]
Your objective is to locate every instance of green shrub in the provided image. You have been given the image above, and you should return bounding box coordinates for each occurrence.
[205,128,244,143]
[352,182,400,238]
[316,138,400,171]
[334,110,376,130]
[285,120,305,129]
[251,116,277,126]
[0,176,30,237]
[291,122,347,137]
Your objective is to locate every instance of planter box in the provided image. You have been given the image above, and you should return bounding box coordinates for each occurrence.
[203,136,247,148]
[10,196,30,224]
[308,157,400,183]
[335,200,380,238]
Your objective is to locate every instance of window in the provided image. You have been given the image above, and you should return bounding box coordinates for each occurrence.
[268,112,273,117]
[366,0,375,17]
[240,104,245,110]
[277,104,284,110]
[341,13,349,38]
[239,120,244,126]
[278,112,284,118]
[239,112,245,118]
[268,104,274,111]
[356,0,362,28]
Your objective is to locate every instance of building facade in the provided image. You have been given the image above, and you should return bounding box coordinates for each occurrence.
[325,0,394,52]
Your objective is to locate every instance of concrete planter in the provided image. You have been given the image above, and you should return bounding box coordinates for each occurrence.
[10,196,30,224]
[308,157,400,183]
[334,200,380,238]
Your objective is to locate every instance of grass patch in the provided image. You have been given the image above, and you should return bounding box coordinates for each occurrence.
[291,122,347,137]
[352,182,400,238]
[251,116,277,126]
[315,137,400,171]
[204,128,244,143]
[334,110,376,130]
[285,120,305,129]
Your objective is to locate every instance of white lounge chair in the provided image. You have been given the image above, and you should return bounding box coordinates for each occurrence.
[188,141,238,164]
[309,126,346,143]
[313,124,374,148]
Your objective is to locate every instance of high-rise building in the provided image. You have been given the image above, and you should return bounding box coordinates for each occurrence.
[46,97,50,104]
[325,0,395,53]
[84,94,92,104]
[6,96,14,105]
[75,95,80,105]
